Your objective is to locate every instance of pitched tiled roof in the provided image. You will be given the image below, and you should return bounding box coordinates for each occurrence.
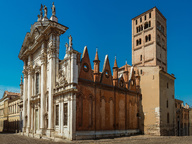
[4,91,20,97]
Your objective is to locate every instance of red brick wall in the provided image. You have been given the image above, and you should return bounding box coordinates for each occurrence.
[76,80,139,131]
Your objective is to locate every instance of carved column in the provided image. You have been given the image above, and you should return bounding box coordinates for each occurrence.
[27,55,32,133]
[40,42,46,134]
[47,34,56,136]
[22,64,28,132]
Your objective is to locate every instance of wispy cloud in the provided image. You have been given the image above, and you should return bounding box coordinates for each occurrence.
[0,85,20,99]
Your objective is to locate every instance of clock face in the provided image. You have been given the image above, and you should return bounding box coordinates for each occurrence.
[83,63,89,72]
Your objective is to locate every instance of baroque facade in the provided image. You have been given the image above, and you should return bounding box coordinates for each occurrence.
[18,4,142,140]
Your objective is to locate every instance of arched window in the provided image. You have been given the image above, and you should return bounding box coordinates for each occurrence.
[148,34,151,41]
[140,25,143,31]
[136,40,138,46]
[139,38,141,44]
[144,22,148,29]
[136,27,139,33]
[149,21,151,27]
[140,55,142,61]
[145,36,148,42]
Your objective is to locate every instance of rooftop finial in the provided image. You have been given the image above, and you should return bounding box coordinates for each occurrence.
[114,56,117,67]
[94,48,99,61]
[52,2,56,16]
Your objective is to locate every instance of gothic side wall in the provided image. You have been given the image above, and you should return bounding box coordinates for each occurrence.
[76,79,140,138]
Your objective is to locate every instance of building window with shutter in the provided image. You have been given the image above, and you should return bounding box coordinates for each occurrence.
[36,73,39,95]
[64,103,68,126]
[56,105,59,125]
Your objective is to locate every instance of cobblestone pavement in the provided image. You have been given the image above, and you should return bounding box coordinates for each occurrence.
[0,133,192,144]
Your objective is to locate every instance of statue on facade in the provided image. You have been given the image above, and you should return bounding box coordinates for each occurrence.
[40,4,43,19]
[52,2,56,16]
[44,5,47,18]
[65,42,69,51]
[69,35,73,48]
[37,14,41,21]
[56,70,68,87]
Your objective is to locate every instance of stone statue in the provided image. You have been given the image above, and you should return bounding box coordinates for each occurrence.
[44,5,47,18]
[69,35,73,47]
[37,14,41,21]
[40,4,43,19]
[65,42,68,51]
[52,2,56,16]
[56,70,68,87]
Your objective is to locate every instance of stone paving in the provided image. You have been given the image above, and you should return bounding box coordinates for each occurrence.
[0,133,192,144]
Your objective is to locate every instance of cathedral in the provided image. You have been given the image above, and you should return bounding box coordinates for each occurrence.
[18,4,176,140]
[18,3,142,140]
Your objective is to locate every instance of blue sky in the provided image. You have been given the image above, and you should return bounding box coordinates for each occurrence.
[0,0,191,105]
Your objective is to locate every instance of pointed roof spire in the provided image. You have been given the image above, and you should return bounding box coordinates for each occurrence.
[94,48,99,61]
[114,56,118,67]
[125,61,128,71]
[82,46,88,58]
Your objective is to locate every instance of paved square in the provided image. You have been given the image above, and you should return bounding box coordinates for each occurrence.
[0,133,192,144]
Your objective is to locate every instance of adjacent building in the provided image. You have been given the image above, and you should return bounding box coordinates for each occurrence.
[175,99,190,136]
[0,91,21,132]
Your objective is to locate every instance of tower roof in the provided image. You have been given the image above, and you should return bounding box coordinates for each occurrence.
[94,49,99,61]
[113,56,118,68]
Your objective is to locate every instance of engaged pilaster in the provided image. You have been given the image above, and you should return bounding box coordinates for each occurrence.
[22,61,28,132]
[47,34,56,136]
[40,42,46,134]
[26,55,33,134]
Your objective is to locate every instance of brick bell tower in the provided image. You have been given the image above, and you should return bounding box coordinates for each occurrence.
[132,7,167,72]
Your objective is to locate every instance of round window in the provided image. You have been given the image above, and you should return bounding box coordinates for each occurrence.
[131,80,134,86]
[105,70,109,78]
[83,63,89,72]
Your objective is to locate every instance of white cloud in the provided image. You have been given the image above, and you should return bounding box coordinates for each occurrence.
[0,85,20,99]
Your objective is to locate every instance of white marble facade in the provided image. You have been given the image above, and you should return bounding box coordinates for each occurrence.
[19,4,80,140]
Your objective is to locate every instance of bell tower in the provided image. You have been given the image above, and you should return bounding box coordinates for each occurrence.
[132,7,167,71]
